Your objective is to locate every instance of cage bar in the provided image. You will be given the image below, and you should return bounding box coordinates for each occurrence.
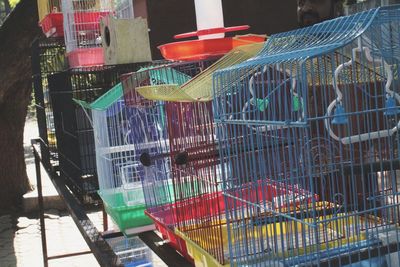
[31,37,67,169]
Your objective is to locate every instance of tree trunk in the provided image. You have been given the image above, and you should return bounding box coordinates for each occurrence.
[0,0,40,211]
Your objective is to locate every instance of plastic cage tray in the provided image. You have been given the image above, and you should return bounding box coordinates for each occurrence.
[99,187,154,235]
[39,13,64,38]
[143,179,194,263]
[176,213,389,267]
[107,235,153,267]
[145,210,192,263]
[145,179,316,265]
[67,47,104,68]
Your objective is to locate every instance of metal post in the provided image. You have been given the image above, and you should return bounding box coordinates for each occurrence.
[31,38,51,170]
[102,205,108,232]
[33,143,49,267]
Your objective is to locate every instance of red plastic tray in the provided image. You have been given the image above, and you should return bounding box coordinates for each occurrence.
[39,13,64,38]
[158,34,265,61]
[144,179,318,255]
[67,47,104,68]
[169,179,317,222]
[148,180,318,226]
[145,210,193,263]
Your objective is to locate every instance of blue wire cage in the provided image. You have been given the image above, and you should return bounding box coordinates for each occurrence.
[213,6,400,266]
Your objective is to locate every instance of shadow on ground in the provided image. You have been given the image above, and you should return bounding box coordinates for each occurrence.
[0,214,17,267]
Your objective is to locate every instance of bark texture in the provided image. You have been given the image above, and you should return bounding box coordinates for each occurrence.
[0,0,40,211]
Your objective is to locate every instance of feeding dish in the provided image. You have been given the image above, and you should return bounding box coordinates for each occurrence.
[158,34,265,61]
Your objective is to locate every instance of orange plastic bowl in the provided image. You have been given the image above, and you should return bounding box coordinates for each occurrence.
[158,34,266,61]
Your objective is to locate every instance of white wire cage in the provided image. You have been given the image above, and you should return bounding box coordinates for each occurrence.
[74,82,155,234]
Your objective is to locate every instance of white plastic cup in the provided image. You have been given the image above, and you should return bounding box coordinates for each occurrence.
[194,0,224,40]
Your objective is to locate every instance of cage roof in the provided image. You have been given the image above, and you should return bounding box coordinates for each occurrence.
[218,6,393,71]
[136,43,264,102]
[73,82,123,111]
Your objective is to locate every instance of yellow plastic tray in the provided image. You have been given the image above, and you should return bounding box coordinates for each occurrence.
[176,210,383,267]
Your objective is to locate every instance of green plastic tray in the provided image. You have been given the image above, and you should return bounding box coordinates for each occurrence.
[98,188,153,234]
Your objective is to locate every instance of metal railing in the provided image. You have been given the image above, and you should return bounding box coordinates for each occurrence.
[31,138,193,267]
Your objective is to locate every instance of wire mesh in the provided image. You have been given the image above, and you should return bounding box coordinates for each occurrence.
[78,82,167,204]
[48,63,146,203]
[74,82,161,232]
[213,6,400,266]
[31,37,67,169]
[133,59,253,264]
[120,65,191,256]
[346,0,400,15]
[61,0,134,53]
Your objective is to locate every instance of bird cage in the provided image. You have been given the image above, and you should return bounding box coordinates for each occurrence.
[61,0,134,67]
[31,37,66,168]
[120,68,192,256]
[74,82,155,235]
[48,63,145,203]
[121,63,211,261]
[213,6,400,266]
[37,0,64,37]
[123,61,221,262]
[166,99,316,266]
[134,46,316,266]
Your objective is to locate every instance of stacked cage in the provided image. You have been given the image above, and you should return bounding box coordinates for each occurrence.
[61,0,134,67]
[31,37,66,169]
[37,0,63,37]
[48,64,145,203]
[213,6,400,266]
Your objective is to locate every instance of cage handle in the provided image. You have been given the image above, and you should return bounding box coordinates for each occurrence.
[325,37,399,144]
[243,65,304,132]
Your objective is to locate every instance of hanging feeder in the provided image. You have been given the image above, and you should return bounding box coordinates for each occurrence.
[158,0,265,61]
